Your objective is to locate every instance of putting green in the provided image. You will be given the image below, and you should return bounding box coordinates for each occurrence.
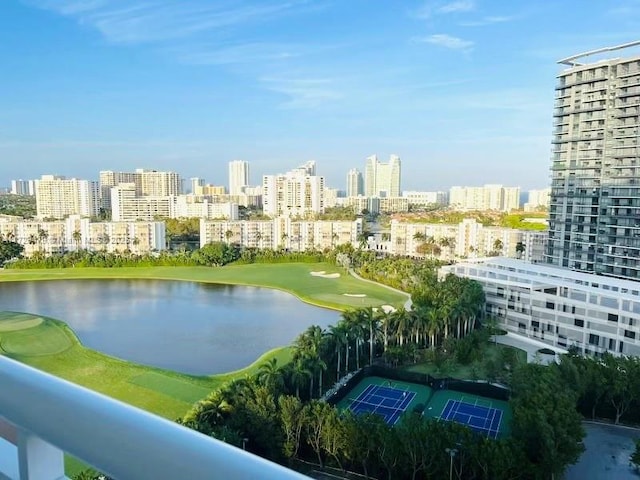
[0,318,73,356]
[0,311,44,332]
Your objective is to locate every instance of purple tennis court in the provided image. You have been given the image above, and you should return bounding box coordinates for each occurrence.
[348,383,416,425]
[439,398,503,439]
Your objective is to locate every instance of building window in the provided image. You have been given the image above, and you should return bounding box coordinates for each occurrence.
[608,313,619,323]
[588,334,599,346]
[532,321,540,329]
[624,330,636,340]
[546,301,555,310]
[575,318,584,328]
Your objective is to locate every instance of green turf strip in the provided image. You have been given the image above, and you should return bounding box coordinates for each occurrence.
[129,372,213,404]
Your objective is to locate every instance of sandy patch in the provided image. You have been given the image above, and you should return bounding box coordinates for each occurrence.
[380,305,396,313]
[310,272,340,278]
[343,293,366,297]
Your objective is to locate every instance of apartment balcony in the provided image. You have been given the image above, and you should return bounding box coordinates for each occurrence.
[0,356,307,480]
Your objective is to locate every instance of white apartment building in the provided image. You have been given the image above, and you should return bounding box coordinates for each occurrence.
[324,188,340,209]
[111,184,171,221]
[170,195,239,220]
[190,177,205,194]
[228,160,249,195]
[0,216,165,257]
[440,257,640,357]
[346,168,364,197]
[200,218,362,251]
[262,169,325,217]
[35,175,99,219]
[365,155,401,197]
[389,218,546,262]
[402,191,448,207]
[524,188,551,212]
[99,169,182,210]
[10,179,35,196]
[449,185,520,212]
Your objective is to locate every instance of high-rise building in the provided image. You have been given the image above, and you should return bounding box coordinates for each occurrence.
[137,169,182,197]
[524,188,551,212]
[364,155,401,197]
[346,168,364,197]
[35,175,99,219]
[228,160,249,195]
[10,179,35,195]
[262,167,325,217]
[290,161,316,176]
[99,171,140,210]
[546,42,640,280]
[190,178,205,194]
[449,185,520,211]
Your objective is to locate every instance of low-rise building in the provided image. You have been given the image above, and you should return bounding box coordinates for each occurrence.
[0,216,165,256]
[440,257,640,357]
[200,218,362,251]
[389,218,546,262]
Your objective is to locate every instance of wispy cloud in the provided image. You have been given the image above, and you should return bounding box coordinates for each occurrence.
[174,42,300,66]
[460,15,516,27]
[413,0,475,19]
[438,0,475,14]
[24,0,315,45]
[260,77,343,109]
[415,34,474,51]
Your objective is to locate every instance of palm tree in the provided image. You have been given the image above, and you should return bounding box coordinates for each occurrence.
[516,241,526,259]
[257,358,284,392]
[224,229,233,245]
[493,238,504,255]
[359,307,380,366]
[426,308,442,349]
[392,307,410,347]
[37,228,48,252]
[72,229,82,251]
[412,231,426,242]
[328,323,348,378]
[289,360,311,398]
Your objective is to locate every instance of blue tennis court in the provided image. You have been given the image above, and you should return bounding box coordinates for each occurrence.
[348,383,416,425]
[439,398,503,439]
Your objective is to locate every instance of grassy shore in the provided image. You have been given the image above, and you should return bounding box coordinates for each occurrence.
[0,263,409,310]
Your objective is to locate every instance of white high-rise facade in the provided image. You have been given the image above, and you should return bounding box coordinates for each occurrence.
[229,160,249,195]
[262,167,325,218]
[10,179,35,196]
[346,168,364,197]
[35,175,99,219]
[524,188,551,212]
[190,178,205,194]
[449,185,520,211]
[364,155,401,197]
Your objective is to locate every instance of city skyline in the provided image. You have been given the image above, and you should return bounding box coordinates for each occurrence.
[2,2,640,190]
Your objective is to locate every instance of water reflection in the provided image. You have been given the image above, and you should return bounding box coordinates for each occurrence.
[0,280,339,375]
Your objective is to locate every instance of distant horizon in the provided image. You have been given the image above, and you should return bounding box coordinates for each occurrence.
[2,1,639,192]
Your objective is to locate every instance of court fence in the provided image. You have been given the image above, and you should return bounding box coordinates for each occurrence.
[326,365,510,406]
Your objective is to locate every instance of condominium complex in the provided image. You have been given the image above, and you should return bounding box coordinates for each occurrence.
[346,168,364,197]
[228,160,249,195]
[10,179,35,196]
[110,184,239,221]
[402,190,448,207]
[364,155,401,197]
[200,218,362,251]
[190,177,205,194]
[35,175,99,219]
[449,185,520,212]
[546,44,640,281]
[99,169,182,210]
[389,218,546,263]
[0,215,165,257]
[440,257,640,356]
[262,167,325,217]
[524,188,551,212]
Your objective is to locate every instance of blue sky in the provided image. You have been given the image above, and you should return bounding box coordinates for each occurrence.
[1,1,640,192]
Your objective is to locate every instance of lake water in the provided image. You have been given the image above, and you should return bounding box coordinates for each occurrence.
[0,280,339,375]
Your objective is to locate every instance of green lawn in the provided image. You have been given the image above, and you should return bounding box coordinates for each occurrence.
[0,263,409,310]
[403,343,527,380]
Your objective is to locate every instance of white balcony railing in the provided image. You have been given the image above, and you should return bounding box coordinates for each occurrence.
[0,356,309,480]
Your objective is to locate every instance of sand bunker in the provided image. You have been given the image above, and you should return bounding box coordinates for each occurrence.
[310,271,340,279]
[380,305,396,313]
[343,293,366,297]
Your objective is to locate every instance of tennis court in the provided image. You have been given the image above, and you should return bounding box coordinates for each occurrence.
[348,383,416,425]
[439,398,503,439]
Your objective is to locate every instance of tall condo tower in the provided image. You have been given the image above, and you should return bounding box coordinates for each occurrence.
[346,168,364,197]
[546,41,640,281]
[364,155,401,197]
[229,160,249,195]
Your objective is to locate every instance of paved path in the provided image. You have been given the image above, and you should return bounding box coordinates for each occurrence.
[347,269,412,311]
[566,422,640,480]
[490,331,567,364]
